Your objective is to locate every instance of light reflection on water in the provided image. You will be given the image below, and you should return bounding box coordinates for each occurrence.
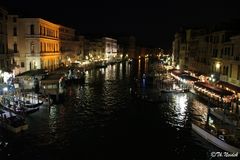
[174,94,188,121]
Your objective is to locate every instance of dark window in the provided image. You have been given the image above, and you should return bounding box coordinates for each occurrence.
[30,24,34,35]
[227,48,230,56]
[0,23,2,33]
[14,43,17,52]
[221,35,225,43]
[238,65,240,80]
[0,43,3,54]
[40,26,42,35]
[230,64,232,78]
[21,62,25,68]
[13,27,17,36]
[13,17,17,22]
[224,48,227,55]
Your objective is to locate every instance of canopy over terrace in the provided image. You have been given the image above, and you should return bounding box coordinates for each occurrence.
[16,69,48,77]
[216,81,240,95]
[179,74,199,82]
[194,82,235,103]
[171,69,199,84]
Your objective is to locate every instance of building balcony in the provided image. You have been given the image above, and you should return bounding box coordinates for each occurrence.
[25,34,59,40]
[26,53,41,57]
[40,52,60,56]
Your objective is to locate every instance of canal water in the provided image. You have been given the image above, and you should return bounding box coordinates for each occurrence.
[0,59,221,160]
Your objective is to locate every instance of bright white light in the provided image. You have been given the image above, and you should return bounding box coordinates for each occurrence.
[183,79,186,83]
[3,87,8,92]
[216,63,220,69]
[174,94,188,121]
[3,72,12,83]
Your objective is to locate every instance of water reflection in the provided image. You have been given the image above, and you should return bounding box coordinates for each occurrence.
[49,105,57,134]
[173,94,188,121]
[191,99,208,122]
[144,57,149,73]
[0,60,218,160]
[138,59,141,78]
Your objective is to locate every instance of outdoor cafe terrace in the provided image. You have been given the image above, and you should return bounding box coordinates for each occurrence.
[171,69,199,84]
[194,82,236,103]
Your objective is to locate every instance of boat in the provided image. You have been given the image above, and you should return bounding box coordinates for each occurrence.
[192,122,240,152]
[0,97,40,115]
[0,109,28,133]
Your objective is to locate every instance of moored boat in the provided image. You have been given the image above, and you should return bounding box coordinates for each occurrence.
[192,122,240,152]
[0,109,28,133]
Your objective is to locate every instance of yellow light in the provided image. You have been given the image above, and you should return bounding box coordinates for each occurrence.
[216,63,220,69]
[176,65,180,70]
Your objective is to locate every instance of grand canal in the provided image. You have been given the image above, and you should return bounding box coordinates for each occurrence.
[0,59,221,160]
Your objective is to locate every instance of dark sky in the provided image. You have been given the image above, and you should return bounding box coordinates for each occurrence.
[1,0,240,49]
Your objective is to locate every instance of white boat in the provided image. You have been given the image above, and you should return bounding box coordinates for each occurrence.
[192,122,240,152]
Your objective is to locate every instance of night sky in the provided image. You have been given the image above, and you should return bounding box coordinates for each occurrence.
[1,0,240,49]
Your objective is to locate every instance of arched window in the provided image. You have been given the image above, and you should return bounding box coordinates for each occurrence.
[30,24,34,35]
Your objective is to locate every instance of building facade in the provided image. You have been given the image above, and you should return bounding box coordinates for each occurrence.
[102,37,117,62]
[173,27,240,86]
[59,25,84,66]
[0,7,12,71]
[8,17,60,73]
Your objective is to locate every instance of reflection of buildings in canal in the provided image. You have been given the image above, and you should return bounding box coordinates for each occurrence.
[119,63,122,80]
[105,65,116,80]
[138,59,141,79]
[144,57,149,73]
[49,105,57,133]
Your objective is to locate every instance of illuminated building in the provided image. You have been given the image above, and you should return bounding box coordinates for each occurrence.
[87,37,118,62]
[0,7,12,71]
[173,27,240,86]
[7,16,60,73]
[59,25,84,66]
[102,37,117,61]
